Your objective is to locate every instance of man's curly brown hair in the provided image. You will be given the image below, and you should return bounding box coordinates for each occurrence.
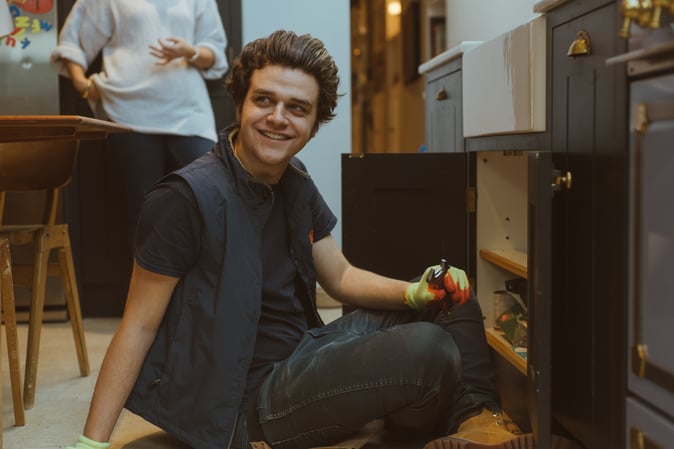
[225,30,341,134]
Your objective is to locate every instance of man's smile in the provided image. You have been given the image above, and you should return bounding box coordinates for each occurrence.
[259,130,291,140]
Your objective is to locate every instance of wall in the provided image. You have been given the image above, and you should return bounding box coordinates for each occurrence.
[242,1,351,248]
[444,0,537,48]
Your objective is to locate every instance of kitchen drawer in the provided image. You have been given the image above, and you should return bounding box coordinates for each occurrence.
[626,397,674,449]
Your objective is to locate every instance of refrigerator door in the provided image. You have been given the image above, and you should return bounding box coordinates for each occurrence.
[1,1,66,320]
[1,1,59,114]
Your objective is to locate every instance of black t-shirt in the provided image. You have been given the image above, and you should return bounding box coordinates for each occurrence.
[134,174,336,406]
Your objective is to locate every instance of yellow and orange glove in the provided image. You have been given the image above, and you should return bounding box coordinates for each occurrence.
[443,266,471,305]
[404,265,447,310]
[66,435,110,449]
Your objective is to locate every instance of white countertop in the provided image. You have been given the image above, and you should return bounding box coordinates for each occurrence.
[533,0,570,13]
[418,41,482,75]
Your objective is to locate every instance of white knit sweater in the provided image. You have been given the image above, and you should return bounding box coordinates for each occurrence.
[51,0,229,142]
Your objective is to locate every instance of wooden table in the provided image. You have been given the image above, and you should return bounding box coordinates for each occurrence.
[0,115,129,448]
[0,114,130,143]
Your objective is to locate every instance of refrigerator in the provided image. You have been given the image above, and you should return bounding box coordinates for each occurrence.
[1,0,67,321]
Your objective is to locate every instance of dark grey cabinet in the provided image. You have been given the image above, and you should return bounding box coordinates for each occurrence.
[419,43,481,153]
[413,1,632,448]
[341,152,471,282]
[423,58,464,153]
[546,1,628,448]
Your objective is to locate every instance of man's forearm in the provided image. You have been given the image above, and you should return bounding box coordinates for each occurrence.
[337,265,410,311]
[81,323,157,443]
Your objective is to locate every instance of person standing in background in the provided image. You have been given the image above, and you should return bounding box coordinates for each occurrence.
[50,0,229,252]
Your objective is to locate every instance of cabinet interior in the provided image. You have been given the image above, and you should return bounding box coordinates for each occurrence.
[475,150,528,376]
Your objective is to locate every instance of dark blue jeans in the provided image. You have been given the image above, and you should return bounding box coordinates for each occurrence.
[106,132,215,251]
[234,292,500,449]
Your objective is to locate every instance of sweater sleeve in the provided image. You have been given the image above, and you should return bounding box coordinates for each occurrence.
[193,0,229,79]
[50,0,112,77]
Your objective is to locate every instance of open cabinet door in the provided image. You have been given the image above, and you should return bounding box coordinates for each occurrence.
[527,151,553,449]
[342,152,470,284]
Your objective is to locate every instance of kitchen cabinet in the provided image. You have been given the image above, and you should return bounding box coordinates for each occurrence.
[345,1,633,448]
[544,1,629,448]
[341,152,471,283]
[418,42,480,153]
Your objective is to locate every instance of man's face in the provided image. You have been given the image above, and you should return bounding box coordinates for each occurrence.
[234,64,319,184]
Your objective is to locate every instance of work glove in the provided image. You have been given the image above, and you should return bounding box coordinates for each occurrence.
[66,434,110,449]
[443,266,471,305]
[404,265,447,310]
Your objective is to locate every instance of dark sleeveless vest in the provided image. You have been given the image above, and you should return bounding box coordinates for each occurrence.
[125,128,324,449]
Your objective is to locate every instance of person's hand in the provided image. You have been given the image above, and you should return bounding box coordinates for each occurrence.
[443,266,470,305]
[73,77,100,101]
[149,37,195,65]
[65,434,110,449]
[404,265,447,310]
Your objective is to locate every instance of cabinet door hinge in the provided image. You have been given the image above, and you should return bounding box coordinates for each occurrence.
[466,186,476,213]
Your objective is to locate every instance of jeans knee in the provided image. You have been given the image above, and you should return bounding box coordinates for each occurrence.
[401,322,461,382]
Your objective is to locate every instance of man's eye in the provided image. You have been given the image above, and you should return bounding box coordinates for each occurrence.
[289,104,307,114]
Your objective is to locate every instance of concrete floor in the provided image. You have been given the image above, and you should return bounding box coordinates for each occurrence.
[1,306,429,449]
[1,309,346,449]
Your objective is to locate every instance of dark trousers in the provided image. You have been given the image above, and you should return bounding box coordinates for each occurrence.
[234,292,500,449]
[106,131,215,251]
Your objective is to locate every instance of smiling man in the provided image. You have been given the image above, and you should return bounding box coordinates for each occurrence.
[62,30,576,449]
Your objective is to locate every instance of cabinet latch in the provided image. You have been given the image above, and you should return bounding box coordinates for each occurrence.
[466,186,476,213]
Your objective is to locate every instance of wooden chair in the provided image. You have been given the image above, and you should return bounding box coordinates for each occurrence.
[0,238,26,428]
[0,140,89,410]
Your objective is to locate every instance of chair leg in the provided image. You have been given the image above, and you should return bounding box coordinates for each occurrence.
[57,230,89,377]
[0,240,25,426]
[23,233,50,410]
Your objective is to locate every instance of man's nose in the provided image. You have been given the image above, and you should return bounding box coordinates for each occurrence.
[267,104,288,125]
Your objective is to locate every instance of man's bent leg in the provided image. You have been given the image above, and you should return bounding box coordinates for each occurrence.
[434,292,500,432]
[255,318,461,449]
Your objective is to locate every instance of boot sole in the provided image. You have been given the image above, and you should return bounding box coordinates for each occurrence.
[423,434,583,449]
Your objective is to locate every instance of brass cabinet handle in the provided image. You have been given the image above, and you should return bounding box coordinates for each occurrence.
[552,170,572,190]
[631,427,666,449]
[568,30,592,57]
[436,89,448,101]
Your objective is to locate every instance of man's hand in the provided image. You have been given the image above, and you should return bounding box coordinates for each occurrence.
[66,434,110,449]
[443,266,470,305]
[404,265,447,310]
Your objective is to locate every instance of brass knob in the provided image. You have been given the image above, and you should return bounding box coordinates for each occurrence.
[436,89,448,101]
[567,31,591,57]
[553,171,572,190]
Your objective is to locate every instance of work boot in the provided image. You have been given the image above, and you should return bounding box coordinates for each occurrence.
[250,442,272,449]
[423,407,581,449]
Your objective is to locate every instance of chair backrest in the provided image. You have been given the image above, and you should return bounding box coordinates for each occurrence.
[0,140,78,191]
[0,140,79,226]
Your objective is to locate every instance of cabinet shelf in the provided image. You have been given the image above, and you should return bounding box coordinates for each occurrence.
[479,249,527,279]
[485,327,527,375]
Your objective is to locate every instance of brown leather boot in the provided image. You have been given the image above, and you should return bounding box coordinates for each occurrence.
[423,408,581,449]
